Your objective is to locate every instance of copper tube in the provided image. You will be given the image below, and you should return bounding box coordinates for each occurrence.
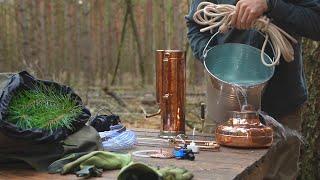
[145,109,161,118]
[171,139,220,151]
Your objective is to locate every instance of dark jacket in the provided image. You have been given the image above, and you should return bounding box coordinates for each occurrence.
[186,0,320,118]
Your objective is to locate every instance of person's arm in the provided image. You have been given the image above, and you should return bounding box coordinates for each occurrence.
[185,0,218,63]
[267,0,320,40]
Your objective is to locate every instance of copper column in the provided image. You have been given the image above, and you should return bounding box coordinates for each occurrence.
[158,50,186,138]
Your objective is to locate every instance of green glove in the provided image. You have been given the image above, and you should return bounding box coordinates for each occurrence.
[62,151,132,174]
[158,166,194,180]
[118,162,161,180]
[76,165,103,178]
[48,152,88,173]
[117,162,193,180]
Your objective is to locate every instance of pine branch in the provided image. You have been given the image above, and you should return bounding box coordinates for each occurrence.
[6,84,82,131]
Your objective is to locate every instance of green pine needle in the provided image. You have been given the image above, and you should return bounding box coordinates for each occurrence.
[6,84,83,132]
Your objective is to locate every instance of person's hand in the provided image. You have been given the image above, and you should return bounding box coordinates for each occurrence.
[231,0,268,30]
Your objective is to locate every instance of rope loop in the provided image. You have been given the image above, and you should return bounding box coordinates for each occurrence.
[193,2,298,66]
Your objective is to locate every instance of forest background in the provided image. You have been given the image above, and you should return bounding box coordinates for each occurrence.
[0,0,318,179]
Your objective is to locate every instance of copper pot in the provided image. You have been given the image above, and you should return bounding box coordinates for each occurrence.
[215,105,273,148]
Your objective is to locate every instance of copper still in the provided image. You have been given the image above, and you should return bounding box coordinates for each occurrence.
[147,50,186,138]
[215,105,273,148]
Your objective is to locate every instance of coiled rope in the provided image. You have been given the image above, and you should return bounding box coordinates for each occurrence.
[99,124,137,152]
[193,2,298,67]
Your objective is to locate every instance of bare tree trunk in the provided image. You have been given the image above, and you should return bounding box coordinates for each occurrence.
[166,0,174,49]
[300,40,320,180]
[19,1,31,66]
[144,0,153,84]
[75,3,82,85]
[111,3,129,85]
[55,0,66,81]
[50,1,58,78]
[64,0,72,83]
[45,1,54,77]
[126,0,145,86]
[13,1,23,71]
[1,4,8,69]
[100,0,109,85]
[157,0,166,49]
[80,1,92,86]
[90,0,98,84]
[98,0,107,85]
[69,2,79,84]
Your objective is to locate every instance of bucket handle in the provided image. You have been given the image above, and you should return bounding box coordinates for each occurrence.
[202,30,277,67]
[202,31,220,59]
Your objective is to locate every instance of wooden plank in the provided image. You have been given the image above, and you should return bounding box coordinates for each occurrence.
[0,146,266,180]
[0,129,268,180]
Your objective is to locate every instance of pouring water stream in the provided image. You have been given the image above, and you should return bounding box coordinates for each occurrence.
[232,83,305,144]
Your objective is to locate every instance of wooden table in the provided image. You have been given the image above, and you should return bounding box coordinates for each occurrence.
[0,129,269,180]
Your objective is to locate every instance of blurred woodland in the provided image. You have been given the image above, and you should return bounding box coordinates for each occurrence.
[0,0,203,88]
[0,0,319,179]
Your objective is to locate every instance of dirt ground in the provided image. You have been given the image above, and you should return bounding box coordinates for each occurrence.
[76,85,207,132]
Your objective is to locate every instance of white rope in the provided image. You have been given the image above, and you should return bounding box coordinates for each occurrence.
[193,2,298,67]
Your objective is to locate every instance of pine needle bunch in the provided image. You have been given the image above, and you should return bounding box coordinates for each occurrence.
[6,84,82,132]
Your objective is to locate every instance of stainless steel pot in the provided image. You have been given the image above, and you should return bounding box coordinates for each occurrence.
[204,35,275,125]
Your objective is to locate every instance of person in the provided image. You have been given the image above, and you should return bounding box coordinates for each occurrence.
[186,0,320,179]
